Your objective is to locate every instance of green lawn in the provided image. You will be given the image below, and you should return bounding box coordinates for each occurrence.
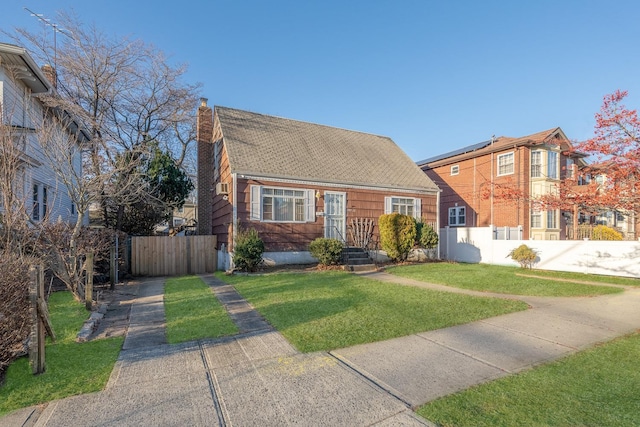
[216,271,527,352]
[519,268,640,287]
[418,332,640,427]
[386,263,623,296]
[164,276,238,343]
[0,291,123,416]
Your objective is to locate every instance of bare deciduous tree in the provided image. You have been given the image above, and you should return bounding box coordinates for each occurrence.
[10,11,201,231]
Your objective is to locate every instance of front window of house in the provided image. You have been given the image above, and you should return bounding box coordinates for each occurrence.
[384,196,421,219]
[531,151,542,178]
[250,185,315,223]
[391,197,414,217]
[451,165,459,176]
[262,188,306,222]
[497,152,514,176]
[448,206,465,226]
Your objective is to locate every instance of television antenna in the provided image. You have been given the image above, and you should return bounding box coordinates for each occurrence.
[23,7,73,81]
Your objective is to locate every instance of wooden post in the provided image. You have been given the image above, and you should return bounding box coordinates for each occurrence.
[573,205,579,240]
[29,265,54,375]
[85,252,94,311]
[29,266,43,374]
[110,245,116,290]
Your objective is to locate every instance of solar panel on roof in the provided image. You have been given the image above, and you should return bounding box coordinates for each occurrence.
[416,140,493,165]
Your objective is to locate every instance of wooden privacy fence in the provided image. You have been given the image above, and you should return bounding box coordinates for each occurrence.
[131,235,217,276]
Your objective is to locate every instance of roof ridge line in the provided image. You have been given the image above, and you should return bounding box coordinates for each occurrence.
[215,105,393,140]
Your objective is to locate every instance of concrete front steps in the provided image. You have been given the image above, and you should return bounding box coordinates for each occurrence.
[342,247,377,272]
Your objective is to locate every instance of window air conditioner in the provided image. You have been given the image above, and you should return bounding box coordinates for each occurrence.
[216,182,229,195]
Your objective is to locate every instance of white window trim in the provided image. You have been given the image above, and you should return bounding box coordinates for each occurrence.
[531,210,542,229]
[450,165,459,176]
[497,152,514,176]
[547,151,559,179]
[32,182,49,222]
[448,206,466,226]
[547,209,558,229]
[384,196,421,220]
[250,185,315,223]
[531,150,542,178]
[213,139,221,181]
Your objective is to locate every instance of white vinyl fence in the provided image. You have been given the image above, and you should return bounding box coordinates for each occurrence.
[440,226,640,278]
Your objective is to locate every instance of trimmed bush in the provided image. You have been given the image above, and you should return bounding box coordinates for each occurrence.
[233,228,264,272]
[591,225,623,241]
[417,222,439,249]
[508,244,538,269]
[309,238,344,266]
[379,213,417,262]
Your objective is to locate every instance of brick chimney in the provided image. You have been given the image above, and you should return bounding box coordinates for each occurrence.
[196,98,214,236]
[40,64,57,89]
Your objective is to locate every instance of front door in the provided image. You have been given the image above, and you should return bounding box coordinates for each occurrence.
[324,191,346,241]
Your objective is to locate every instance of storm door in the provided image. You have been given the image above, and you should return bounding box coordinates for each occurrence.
[324,191,346,241]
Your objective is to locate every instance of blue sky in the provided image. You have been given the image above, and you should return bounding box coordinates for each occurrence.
[2,1,639,161]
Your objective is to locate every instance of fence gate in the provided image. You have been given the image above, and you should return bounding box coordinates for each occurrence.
[131,236,217,276]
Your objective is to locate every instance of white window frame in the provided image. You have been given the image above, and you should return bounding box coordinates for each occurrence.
[450,165,459,176]
[531,151,542,178]
[547,210,558,229]
[250,185,315,223]
[384,196,421,220]
[497,152,514,176]
[565,158,574,179]
[531,210,542,228]
[32,182,48,222]
[547,151,558,179]
[213,139,221,181]
[448,206,465,226]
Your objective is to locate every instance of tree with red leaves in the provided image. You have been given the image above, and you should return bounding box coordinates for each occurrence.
[572,90,640,215]
[486,90,639,224]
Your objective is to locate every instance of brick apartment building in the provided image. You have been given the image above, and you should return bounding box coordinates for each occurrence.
[418,128,586,240]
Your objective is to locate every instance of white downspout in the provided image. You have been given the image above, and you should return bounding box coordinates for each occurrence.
[490,135,495,227]
[231,172,238,270]
[436,189,441,259]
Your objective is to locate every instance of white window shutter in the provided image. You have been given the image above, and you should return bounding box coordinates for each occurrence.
[384,196,392,214]
[305,189,316,222]
[250,185,261,221]
[414,198,422,220]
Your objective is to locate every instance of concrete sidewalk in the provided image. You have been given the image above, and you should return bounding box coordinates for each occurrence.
[334,272,640,407]
[3,272,640,426]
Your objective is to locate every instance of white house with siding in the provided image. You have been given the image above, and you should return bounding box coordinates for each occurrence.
[0,42,87,225]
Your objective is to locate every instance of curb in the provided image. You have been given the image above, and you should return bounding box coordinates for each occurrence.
[76,304,108,342]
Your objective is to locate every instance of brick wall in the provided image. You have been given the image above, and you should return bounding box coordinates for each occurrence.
[425,146,532,238]
[228,178,438,252]
[196,98,213,235]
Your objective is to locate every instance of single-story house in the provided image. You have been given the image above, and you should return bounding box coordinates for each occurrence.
[196,99,440,269]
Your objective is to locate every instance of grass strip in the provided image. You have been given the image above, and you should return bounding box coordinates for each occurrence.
[518,268,640,287]
[418,332,640,427]
[387,263,622,296]
[0,291,123,416]
[216,271,527,352]
[164,276,238,344]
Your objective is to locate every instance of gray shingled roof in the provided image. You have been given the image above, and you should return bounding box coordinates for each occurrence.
[216,106,439,192]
